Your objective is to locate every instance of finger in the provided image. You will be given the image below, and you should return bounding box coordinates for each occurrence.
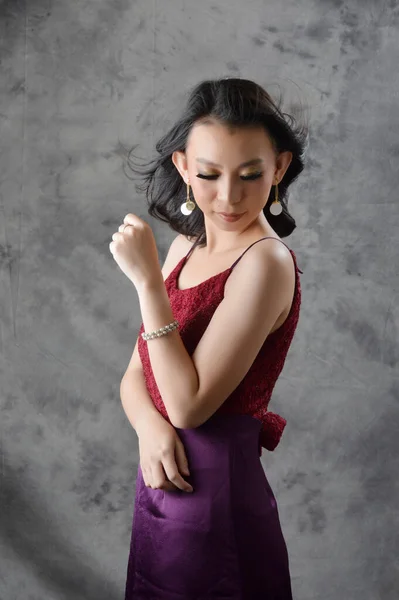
[140,465,151,487]
[123,215,148,232]
[151,462,178,492]
[142,475,152,488]
[174,437,190,476]
[162,456,193,493]
[163,481,180,493]
[123,214,142,227]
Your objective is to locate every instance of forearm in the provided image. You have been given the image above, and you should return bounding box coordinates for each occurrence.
[120,368,165,435]
[136,276,199,429]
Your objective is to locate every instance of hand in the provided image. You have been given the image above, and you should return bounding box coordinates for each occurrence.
[109,213,162,289]
[137,412,194,494]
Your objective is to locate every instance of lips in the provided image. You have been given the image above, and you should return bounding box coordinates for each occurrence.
[217,212,246,222]
[218,212,243,217]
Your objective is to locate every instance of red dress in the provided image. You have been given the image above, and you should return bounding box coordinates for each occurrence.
[125,236,303,599]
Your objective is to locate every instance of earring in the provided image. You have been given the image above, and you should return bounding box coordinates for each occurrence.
[269,178,283,216]
[180,179,196,215]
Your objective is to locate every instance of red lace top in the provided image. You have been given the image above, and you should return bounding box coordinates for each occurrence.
[138,237,303,456]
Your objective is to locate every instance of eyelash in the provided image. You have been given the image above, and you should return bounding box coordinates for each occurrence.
[196,172,263,181]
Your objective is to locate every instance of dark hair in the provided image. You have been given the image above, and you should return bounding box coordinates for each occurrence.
[123,77,309,251]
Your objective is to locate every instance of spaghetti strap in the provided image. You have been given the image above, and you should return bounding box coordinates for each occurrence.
[185,244,196,260]
[231,236,304,274]
[185,237,303,273]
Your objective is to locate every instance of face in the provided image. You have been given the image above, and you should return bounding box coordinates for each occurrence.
[172,119,292,234]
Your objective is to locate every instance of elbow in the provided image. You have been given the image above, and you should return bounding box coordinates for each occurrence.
[169,414,192,430]
[119,372,134,403]
[171,411,203,430]
[171,395,210,430]
[119,375,128,397]
[169,408,198,430]
[167,390,200,430]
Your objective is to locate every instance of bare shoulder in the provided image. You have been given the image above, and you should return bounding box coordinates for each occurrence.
[161,233,193,281]
[255,236,295,273]
[225,235,295,298]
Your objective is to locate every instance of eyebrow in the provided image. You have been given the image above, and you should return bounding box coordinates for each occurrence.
[196,158,264,168]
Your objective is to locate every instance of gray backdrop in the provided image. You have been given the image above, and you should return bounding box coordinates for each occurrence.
[1,0,398,599]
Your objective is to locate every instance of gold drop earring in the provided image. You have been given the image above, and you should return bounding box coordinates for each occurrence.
[269,177,283,216]
[180,179,196,215]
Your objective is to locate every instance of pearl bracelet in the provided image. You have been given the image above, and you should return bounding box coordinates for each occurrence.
[141,320,179,341]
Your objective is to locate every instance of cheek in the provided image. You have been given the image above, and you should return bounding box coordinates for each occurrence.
[192,182,214,200]
[254,181,270,198]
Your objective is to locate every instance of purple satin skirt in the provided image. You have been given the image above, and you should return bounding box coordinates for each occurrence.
[124,413,293,599]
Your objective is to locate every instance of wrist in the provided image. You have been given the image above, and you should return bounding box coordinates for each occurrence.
[135,272,164,295]
[134,406,164,435]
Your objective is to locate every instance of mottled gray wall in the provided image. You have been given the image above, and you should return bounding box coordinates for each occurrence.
[1,0,398,598]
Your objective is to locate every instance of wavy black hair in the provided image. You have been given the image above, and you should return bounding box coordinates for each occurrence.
[123,77,309,251]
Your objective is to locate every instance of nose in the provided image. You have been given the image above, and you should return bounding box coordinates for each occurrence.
[217,177,242,205]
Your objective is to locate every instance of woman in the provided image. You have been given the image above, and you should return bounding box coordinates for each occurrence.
[114,78,308,599]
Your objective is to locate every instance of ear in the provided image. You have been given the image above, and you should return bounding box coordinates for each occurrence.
[275,150,293,182]
[172,150,189,182]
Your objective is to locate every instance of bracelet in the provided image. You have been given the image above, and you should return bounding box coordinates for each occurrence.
[141,320,179,341]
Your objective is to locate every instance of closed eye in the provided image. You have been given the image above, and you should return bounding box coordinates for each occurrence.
[196,172,263,181]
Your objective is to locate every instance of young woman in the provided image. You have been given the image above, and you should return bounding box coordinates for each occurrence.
[114,77,308,599]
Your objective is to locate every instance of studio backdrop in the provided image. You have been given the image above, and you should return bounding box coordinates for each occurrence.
[1,1,398,599]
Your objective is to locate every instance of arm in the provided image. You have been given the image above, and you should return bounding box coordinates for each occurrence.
[120,348,164,434]
[120,333,194,494]
[120,233,190,432]
[137,239,295,430]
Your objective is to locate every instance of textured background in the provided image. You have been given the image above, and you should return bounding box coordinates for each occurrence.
[1,1,399,598]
